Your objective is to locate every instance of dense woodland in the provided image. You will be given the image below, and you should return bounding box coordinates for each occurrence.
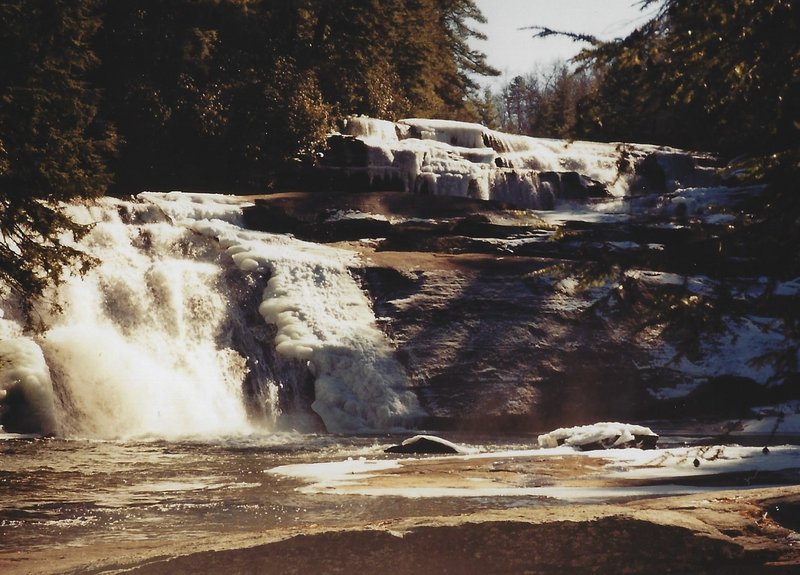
[0,0,798,303]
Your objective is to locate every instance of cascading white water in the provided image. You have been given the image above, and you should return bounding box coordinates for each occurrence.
[0,198,261,439]
[0,192,423,438]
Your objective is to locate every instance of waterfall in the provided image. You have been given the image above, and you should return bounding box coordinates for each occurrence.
[0,192,422,439]
[0,198,259,438]
[170,195,424,433]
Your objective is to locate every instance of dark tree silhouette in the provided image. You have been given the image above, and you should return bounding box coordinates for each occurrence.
[0,0,117,312]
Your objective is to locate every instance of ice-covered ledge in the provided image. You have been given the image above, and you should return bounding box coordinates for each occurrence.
[317,116,719,208]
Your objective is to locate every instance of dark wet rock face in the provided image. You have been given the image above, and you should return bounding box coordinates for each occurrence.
[0,386,45,434]
[653,376,772,419]
[385,435,463,454]
[241,183,799,432]
[239,116,797,432]
[359,260,651,431]
[766,501,800,532]
[571,434,658,452]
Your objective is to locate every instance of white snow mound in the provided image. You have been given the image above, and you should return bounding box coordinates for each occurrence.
[538,422,657,449]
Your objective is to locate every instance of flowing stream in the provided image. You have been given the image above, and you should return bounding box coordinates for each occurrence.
[0,434,522,559]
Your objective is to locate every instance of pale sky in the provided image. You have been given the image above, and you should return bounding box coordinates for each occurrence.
[472,0,658,88]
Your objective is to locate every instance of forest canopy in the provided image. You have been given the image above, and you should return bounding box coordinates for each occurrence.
[1,0,798,306]
[2,0,497,195]
[97,0,498,191]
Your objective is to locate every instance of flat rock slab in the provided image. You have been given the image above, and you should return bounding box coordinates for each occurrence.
[48,487,799,575]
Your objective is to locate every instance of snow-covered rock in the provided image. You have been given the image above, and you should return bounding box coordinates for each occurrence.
[538,422,658,451]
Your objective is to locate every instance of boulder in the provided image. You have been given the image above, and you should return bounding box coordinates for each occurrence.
[385,434,466,454]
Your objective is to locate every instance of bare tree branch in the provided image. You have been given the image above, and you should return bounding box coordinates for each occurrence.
[519,26,600,46]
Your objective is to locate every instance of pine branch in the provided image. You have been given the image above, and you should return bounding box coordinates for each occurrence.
[520,26,601,47]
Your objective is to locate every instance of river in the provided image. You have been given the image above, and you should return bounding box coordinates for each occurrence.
[0,433,539,557]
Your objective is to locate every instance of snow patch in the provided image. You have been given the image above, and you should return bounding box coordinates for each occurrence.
[269,442,800,500]
[650,316,793,385]
[385,434,476,454]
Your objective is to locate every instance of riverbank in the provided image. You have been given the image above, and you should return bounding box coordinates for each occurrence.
[119,488,800,575]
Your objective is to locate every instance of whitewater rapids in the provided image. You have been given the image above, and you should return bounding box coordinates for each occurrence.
[0,192,422,439]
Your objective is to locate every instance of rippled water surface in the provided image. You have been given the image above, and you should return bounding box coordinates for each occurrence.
[0,433,529,554]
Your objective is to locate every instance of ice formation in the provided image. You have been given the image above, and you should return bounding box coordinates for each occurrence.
[180,208,424,433]
[328,116,714,207]
[153,192,424,434]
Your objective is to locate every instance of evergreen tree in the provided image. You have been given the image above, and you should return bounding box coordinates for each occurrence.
[98,0,224,190]
[572,0,799,153]
[306,0,410,119]
[471,87,501,129]
[306,0,497,121]
[3,0,500,211]
[0,0,116,308]
[97,0,333,191]
[501,75,534,134]
[435,0,498,93]
[428,0,498,119]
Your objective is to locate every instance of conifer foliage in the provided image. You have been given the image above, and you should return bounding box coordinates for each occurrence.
[506,0,798,155]
[0,0,496,303]
[96,0,497,191]
[0,0,116,310]
[572,0,799,153]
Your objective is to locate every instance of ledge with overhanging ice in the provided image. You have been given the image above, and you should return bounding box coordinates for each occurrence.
[317,116,719,209]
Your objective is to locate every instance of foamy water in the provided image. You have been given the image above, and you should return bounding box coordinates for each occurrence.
[0,192,422,439]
